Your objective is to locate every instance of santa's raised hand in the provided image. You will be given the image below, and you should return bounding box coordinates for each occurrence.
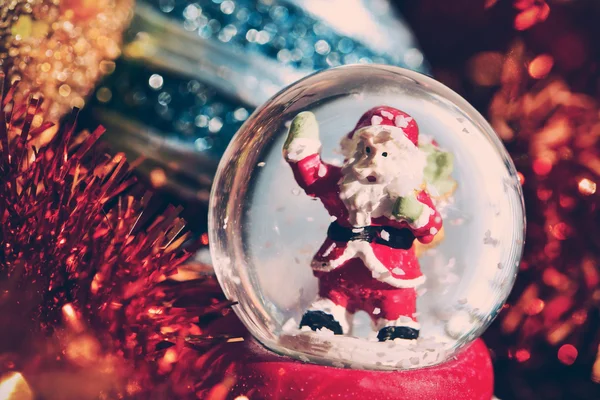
[283,111,321,162]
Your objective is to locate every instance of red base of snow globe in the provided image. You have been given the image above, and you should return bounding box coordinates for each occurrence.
[222,337,493,400]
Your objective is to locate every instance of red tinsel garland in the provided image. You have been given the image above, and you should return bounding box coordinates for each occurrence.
[483,2,600,399]
[0,75,238,399]
[395,1,600,397]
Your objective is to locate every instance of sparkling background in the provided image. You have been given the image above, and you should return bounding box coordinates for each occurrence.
[1,0,599,398]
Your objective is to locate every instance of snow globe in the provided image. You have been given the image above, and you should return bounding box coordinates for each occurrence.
[209,64,525,398]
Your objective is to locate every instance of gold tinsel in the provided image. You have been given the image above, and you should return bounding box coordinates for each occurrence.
[0,0,132,131]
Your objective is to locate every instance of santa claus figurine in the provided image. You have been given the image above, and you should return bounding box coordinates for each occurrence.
[283,106,442,342]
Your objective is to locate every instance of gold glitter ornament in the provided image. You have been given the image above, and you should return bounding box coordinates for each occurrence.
[0,0,133,130]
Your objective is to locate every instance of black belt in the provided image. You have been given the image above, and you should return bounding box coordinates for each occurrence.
[326,222,416,250]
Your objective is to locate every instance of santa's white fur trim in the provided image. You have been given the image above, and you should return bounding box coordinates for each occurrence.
[311,240,426,288]
[373,315,420,331]
[284,137,321,162]
[307,297,353,334]
[410,204,434,229]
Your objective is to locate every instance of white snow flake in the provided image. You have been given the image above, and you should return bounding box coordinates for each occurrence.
[394,115,412,128]
[380,230,390,241]
[380,110,394,120]
[371,115,383,125]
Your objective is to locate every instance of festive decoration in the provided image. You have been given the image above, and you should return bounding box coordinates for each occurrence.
[0,0,132,131]
[0,76,239,399]
[282,107,443,342]
[209,62,525,388]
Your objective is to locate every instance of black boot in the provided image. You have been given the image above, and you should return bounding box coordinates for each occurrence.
[299,310,343,335]
[377,326,419,341]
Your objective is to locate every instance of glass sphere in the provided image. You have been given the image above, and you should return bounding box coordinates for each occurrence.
[209,65,525,370]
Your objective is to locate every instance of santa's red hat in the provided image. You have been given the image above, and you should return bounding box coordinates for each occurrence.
[348,106,419,146]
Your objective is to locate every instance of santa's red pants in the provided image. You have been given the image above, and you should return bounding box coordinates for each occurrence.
[314,258,418,323]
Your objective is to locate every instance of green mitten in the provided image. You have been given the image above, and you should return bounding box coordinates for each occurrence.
[434,151,454,180]
[393,192,424,223]
[422,145,454,182]
[283,111,320,154]
[421,144,456,197]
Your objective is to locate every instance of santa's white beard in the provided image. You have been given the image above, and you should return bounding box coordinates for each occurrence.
[339,179,387,227]
[339,156,425,227]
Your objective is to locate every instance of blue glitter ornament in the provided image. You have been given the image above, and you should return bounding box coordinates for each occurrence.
[87,0,428,202]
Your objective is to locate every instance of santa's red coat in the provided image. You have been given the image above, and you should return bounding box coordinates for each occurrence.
[290,152,442,289]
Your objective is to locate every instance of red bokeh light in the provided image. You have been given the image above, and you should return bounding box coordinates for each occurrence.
[528,55,554,79]
[533,158,553,176]
[515,349,531,362]
[557,344,578,365]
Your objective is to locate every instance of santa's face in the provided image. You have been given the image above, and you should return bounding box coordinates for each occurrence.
[353,138,397,185]
[338,124,426,226]
[344,127,423,188]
